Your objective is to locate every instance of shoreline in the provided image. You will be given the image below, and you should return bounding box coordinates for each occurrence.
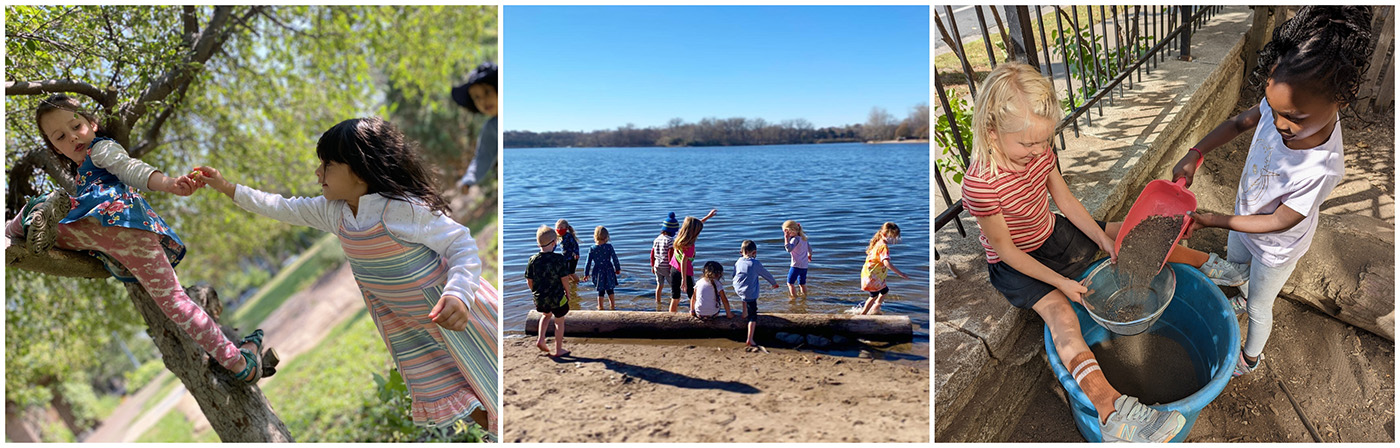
[502,139,930,149]
[502,338,930,442]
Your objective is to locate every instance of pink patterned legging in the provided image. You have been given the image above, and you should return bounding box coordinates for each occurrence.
[8,217,243,371]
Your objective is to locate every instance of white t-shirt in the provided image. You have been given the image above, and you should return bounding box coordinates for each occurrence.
[1234,97,1345,267]
[694,279,723,316]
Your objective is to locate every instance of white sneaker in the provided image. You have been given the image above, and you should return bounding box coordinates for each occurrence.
[1200,253,1248,287]
[1100,395,1186,443]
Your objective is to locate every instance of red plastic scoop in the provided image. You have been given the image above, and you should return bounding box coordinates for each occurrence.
[1113,156,1205,272]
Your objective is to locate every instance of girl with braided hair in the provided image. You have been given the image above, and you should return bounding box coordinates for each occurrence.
[1171,6,1375,377]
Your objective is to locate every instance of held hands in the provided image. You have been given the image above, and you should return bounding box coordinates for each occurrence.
[192,166,237,198]
[429,295,469,331]
[1172,150,1202,187]
[160,172,201,196]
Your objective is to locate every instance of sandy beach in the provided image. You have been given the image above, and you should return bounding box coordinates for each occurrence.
[502,337,930,443]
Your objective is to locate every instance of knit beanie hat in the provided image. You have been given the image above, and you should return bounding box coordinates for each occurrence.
[662,212,680,235]
[536,225,557,247]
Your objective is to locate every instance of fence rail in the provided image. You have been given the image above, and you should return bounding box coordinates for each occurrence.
[934,5,1224,259]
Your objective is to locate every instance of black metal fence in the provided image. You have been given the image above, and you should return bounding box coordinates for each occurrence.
[934,5,1224,259]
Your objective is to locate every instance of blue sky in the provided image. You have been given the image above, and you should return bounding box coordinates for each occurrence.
[505,6,929,132]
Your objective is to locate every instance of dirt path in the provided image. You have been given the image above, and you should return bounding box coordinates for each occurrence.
[503,338,929,443]
[82,370,173,442]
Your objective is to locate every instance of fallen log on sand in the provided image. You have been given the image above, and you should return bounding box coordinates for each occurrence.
[526,310,913,342]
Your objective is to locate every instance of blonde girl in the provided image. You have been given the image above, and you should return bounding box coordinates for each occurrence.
[581,225,621,310]
[781,220,812,299]
[858,222,908,315]
[960,61,1187,442]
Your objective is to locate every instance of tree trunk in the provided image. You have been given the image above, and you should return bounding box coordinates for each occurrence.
[526,310,914,342]
[36,375,91,439]
[123,283,293,442]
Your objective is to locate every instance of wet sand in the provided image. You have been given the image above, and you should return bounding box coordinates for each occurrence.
[502,338,929,443]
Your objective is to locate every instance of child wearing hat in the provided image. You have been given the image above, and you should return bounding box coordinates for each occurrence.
[451,61,498,190]
[650,212,681,304]
[526,225,573,357]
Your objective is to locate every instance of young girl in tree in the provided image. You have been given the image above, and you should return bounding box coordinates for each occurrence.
[1173,6,1373,377]
[667,209,718,313]
[961,62,1189,442]
[782,220,812,299]
[581,225,621,310]
[5,94,266,384]
[195,117,499,432]
[858,222,909,315]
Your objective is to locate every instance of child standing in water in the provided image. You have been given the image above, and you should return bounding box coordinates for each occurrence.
[691,261,732,319]
[7,94,266,384]
[858,222,909,315]
[650,213,680,304]
[1173,6,1373,378]
[556,219,582,304]
[581,225,621,310]
[733,240,780,348]
[960,62,1185,442]
[668,209,718,313]
[782,220,812,299]
[197,117,499,432]
[526,225,572,357]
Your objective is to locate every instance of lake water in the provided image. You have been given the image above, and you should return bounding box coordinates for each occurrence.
[501,142,930,360]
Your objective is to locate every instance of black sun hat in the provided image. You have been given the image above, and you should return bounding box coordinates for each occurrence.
[451,61,498,113]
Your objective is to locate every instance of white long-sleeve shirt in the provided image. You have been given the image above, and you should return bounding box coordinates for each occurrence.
[233,184,484,307]
[89,139,159,191]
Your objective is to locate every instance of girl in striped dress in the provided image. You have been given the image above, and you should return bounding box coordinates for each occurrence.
[194,117,499,434]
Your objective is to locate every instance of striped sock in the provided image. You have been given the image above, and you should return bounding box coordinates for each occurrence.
[1070,351,1120,422]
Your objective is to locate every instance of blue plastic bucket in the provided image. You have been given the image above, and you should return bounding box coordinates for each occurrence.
[1044,260,1240,442]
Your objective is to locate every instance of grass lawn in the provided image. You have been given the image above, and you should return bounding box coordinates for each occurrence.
[138,373,181,415]
[228,233,346,331]
[260,309,396,441]
[136,411,220,443]
[90,393,123,421]
[937,5,1121,87]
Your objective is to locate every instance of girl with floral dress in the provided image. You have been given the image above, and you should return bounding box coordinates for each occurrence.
[5,94,266,384]
[196,117,499,433]
[581,226,621,310]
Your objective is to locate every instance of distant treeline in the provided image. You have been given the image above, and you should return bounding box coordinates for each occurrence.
[505,104,930,148]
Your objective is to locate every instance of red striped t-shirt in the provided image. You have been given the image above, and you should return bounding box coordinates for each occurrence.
[960,151,1057,263]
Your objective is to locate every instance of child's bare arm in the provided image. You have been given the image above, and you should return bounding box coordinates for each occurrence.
[527,278,535,289]
[719,288,732,317]
[976,213,1088,302]
[1174,106,1262,187]
[1047,168,1115,259]
[1191,206,1306,235]
[883,259,910,279]
[700,209,717,222]
[194,167,238,199]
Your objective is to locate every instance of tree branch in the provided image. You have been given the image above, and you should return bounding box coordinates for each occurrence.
[130,81,191,158]
[5,243,112,279]
[182,6,199,47]
[5,79,115,107]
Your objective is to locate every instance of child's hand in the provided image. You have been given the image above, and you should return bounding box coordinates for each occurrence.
[899,272,910,280]
[193,166,237,199]
[581,275,590,282]
[615,269,621,275]
[1172,151,1202,187]
[165,174,200,196]
[1057,278,1088,304]
[429,295,469,331]
[1185,211,1219,237]
[771,283,781,289]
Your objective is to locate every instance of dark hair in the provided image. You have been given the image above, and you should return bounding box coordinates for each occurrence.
[740,239,757,254]
[34,94,109,175]
[1254,6,1374,105]
[702,260,724,281]
[315,117,451,215]
[452,62,498,114]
